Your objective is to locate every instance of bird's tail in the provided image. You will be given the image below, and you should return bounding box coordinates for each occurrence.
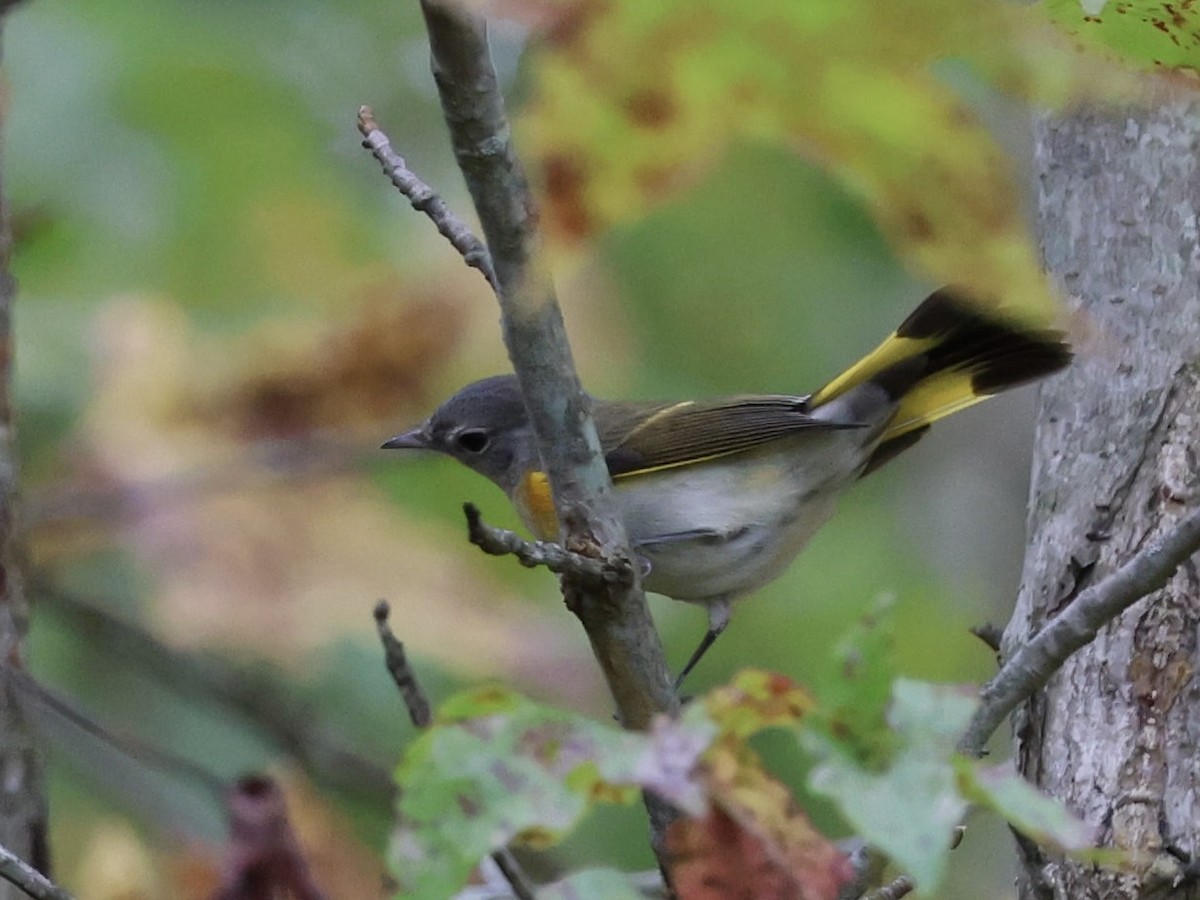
[810,288,1072,476]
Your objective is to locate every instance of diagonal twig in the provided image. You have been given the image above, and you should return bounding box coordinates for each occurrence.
[372,600,432,728]
[960,504,1200,756]
[357,105,497,291]
[859,875,915,900]
[373,602,538,900]
[0,840,74,900]
[464,503,635,588]
[33,581,392,799]
[6,664,228,802]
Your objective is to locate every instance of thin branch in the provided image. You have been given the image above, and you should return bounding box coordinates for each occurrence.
[417,0,676,727]
[372,602,538,900]
[6,664,228,802]
[960,504,1200,756]
[486,851,538,900]
[0,841,73,900]
[0,0,47,870]
[25,435,369,530]
[836,840,886,900]
[464,503,634,587]
[413,0,679,870]
[969,623,1003,654]
[33,582,393,800]
[372,601,432,728]
[357,105,497,290]
[858,875,915,900]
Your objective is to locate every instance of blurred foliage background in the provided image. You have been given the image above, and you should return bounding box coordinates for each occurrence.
[8,0,1051,896]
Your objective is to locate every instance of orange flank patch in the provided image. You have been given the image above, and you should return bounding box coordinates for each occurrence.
[514,470,560,540]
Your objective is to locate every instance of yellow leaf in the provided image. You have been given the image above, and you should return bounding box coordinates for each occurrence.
[518,0,1142,321]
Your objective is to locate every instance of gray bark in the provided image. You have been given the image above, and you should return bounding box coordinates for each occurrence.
[0,8,49,896]
[1005,100,1200,899]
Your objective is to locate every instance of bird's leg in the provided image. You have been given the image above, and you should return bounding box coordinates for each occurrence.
[673,597,732,693]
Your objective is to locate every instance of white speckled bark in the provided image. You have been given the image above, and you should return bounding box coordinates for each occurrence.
[1005,101,1200,899]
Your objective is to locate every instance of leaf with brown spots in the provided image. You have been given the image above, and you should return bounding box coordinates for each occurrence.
[391,685,716,896]
[1046,0,1200,74]
[517,0,1142,322]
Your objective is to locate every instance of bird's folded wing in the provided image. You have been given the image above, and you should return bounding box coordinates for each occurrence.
[596,395,859,478]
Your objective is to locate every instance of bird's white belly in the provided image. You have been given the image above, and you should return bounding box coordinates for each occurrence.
[613,432,863,603]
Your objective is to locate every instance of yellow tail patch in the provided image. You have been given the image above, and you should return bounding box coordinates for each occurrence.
[877,367,988,442]
[809,332,936,409]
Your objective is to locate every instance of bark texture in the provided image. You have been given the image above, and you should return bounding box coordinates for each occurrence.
[0,9,48,894]
[1005,100,1200,899]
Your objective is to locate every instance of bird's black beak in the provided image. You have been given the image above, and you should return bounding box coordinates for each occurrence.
[381,428,429,450]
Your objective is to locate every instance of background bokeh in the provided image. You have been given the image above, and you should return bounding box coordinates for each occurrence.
[8,0,1045,895]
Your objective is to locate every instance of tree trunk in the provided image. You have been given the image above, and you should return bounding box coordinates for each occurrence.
[1005,100,1200,899]
[0,6,49,894]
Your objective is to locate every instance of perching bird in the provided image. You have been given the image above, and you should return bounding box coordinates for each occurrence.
[384,289,1071,687]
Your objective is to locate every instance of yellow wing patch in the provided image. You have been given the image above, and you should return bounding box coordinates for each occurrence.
[610,450,740,480]
[621,400,695,440]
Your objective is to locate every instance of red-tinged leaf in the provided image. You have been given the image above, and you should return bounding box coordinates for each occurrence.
[704,741,853,900]
[214,775,327,900]
[669,805,851,900]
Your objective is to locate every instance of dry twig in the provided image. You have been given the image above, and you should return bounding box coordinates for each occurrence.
[357,105,497,290]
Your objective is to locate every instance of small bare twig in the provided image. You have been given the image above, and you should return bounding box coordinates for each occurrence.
[960,504,1200,756]
[464,503,635,588]
[357,105,497,291]
[969,622,1003,654]
[372,601,432,728]
[0,840,73,900]
[836,841,886,900]
[372,602,538,900]
[485,851,539,900]
[859,875,915,900]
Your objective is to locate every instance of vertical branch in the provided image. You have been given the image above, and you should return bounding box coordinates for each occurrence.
[0,4,49,893]
[415,1,679,731]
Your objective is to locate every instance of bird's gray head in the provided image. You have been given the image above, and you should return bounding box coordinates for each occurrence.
[382,375,535,493]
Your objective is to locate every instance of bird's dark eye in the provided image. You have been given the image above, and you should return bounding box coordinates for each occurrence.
[455,429,489,453]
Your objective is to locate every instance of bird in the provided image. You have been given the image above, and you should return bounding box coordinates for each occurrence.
[383,288,1071,688]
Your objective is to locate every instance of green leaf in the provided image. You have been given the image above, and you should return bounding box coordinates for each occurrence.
[805,679,978,892]
[1044,0,1200,72]
[391,686,714,897]
[540,867,651,900]
[958,761,1104,857]
[807,595,899,765]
